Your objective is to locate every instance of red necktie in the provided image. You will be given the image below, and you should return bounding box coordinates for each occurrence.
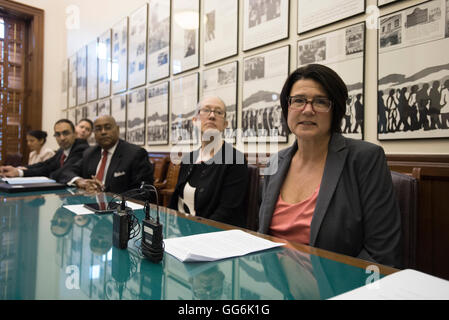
[96,150,108,182]
[60,153,66,167]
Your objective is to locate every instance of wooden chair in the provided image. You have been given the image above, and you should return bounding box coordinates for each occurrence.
[158,162,181,207]
[150,156,170,190]
[2,153,23,166]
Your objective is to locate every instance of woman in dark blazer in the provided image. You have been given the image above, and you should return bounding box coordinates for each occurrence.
[258,64,401,267]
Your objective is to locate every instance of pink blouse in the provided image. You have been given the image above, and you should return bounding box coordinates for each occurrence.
[268,186,320,245]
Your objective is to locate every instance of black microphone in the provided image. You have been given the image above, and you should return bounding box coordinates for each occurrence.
[112,196,131,249]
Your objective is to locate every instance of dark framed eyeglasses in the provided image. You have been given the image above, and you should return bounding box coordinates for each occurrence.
[199,107,226,118]
[288,95,332,113]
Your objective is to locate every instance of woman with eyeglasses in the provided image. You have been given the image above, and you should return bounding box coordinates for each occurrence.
[169,95,249,228]
[258,64,401,267]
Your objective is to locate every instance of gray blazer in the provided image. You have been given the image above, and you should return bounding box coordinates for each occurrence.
[258,133,401,267]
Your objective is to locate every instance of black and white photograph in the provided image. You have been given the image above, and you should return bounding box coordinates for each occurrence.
[98,98,111,116]
[68,55,77,107]
[243,0,289,51]
[98,29,112,98]
[128,4,148,89]
[127,88,146,145]
[378,0,449,140]
[171,73,199,145]
[378,0,404,7]
[379,14,402,49]
[243,46,289,143]
[68,108,77,125]
[172,0,199,75]
[111,94,127,140]
[76,46,87,105]
[61,61,68,109]
[112,17,128,93]
[87,39,98,102]
[297,0,364,34]
[298,22,365,140]
[203,0,238,64]
[147,81,169,145]
[202,61,238,143]
[85,102,97,120]
[148,0,170,82]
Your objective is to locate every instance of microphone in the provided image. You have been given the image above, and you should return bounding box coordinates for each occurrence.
[112,196,131,249]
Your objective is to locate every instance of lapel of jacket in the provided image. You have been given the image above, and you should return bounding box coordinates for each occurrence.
[90,146,102,176]
[104,140,123,187]
[309,133,348,247]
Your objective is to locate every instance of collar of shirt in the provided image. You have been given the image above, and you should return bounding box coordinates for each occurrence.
[63,146,72,158]
[102,140,119,157]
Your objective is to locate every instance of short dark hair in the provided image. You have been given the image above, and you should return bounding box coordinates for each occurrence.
[77,118,93,129]
[54,119,75,132]
[27,130,48,143]
[280,64,348,134]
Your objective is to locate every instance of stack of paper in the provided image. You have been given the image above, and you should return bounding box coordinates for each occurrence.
[164,229,285,262]
[3,176,56,184]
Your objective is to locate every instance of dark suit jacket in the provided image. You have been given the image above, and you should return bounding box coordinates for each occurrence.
[258,133,401,267]
[24,138,89,182]
[60,139,154,195]
[169,142,249,228]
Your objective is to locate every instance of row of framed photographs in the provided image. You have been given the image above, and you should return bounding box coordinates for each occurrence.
[63,0,449,142]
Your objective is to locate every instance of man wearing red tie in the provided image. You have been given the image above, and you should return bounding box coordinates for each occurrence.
[0,119,88,180]
[62,115,154,196]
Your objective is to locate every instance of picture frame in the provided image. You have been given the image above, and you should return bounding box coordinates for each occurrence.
[243,0,289,51]
[68,55,77,107]
[68,108,77,124]
[297,0,365,34]
[242,45,290,143]
[203,0,238,64]
[148,0,171,82]
[128,4,148,89]
[297,22,366,140]
[378,0,404,7]
[171,72,199,145]
[87,39,98,102]
[98,29,112,99]
[77,45,87,105]
[202,61,238,144]
[61,60,68,109]
[172,0,200,75]
[127,88,146,146]
[112,17,128,94]
[147,81,169,145]
[98,98,111,116]
[111,94,127,141]
[377,0,449,141]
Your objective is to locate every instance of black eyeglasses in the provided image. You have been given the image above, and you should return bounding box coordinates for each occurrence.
[53,130,72,138]
[199,107,226,118]
[288,96,332,113]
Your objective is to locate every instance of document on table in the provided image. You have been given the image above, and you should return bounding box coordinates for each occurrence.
[164,229,285,262]
[331,269,449,300]
[2,176,56,184]
[63,201,144,215]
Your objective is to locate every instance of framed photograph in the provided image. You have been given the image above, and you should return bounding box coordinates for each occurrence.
[128,4,148,89]
[147,81,169,145]
[202,61,238,143]
[68,108,77,124]
[297,0,364,34]
[85,102,98,120]
[60,109,68,120]
[98,29,112,98]
[242,45,290,143]
[172,0,200,75]
[243,0,289,51]
[171,73,199,145]
[98,98,111,116]
[112,17,128,94]
[148,0,171,82]
[68,55,77,107]
[61,61,68,109]
[378,0,449,140]
[75,105,83,124]
[127,88,146,145]
[378,0,403,7]
[87,39,98,102]
[298,22,366,140]
[203,0,238,64]
[77,46,87,105]
[111,94,127,140]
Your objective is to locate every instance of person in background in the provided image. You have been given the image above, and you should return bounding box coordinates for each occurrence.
[258,64,401,267]
[75,118,94,140]
[25,130,55,165]
[0,119,89,181]
[169,96,249,228]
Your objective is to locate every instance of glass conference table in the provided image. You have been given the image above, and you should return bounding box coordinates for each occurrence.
[0,188,398,300]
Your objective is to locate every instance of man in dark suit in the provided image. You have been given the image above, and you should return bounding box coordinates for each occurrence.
[61,115,154,196]
[0,119,88,181]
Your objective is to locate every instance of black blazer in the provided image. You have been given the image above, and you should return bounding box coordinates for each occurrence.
[169,142,249,228]
[258,133,401,267]
[60,139,154,195]
[24,138,89,182]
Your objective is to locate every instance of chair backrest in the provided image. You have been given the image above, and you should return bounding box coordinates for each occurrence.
[391,170,418,269]
[164,161,181,190]
[245,164,261,231]
[3,153,23,166]
[151,156,170,184]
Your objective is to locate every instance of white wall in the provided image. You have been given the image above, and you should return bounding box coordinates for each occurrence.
[15,0,449,155]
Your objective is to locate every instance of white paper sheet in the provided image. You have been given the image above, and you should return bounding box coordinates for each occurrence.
[331,269,449,300]
[3,176,56,184]
[63,201,144,215]
[164,229,285,262]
